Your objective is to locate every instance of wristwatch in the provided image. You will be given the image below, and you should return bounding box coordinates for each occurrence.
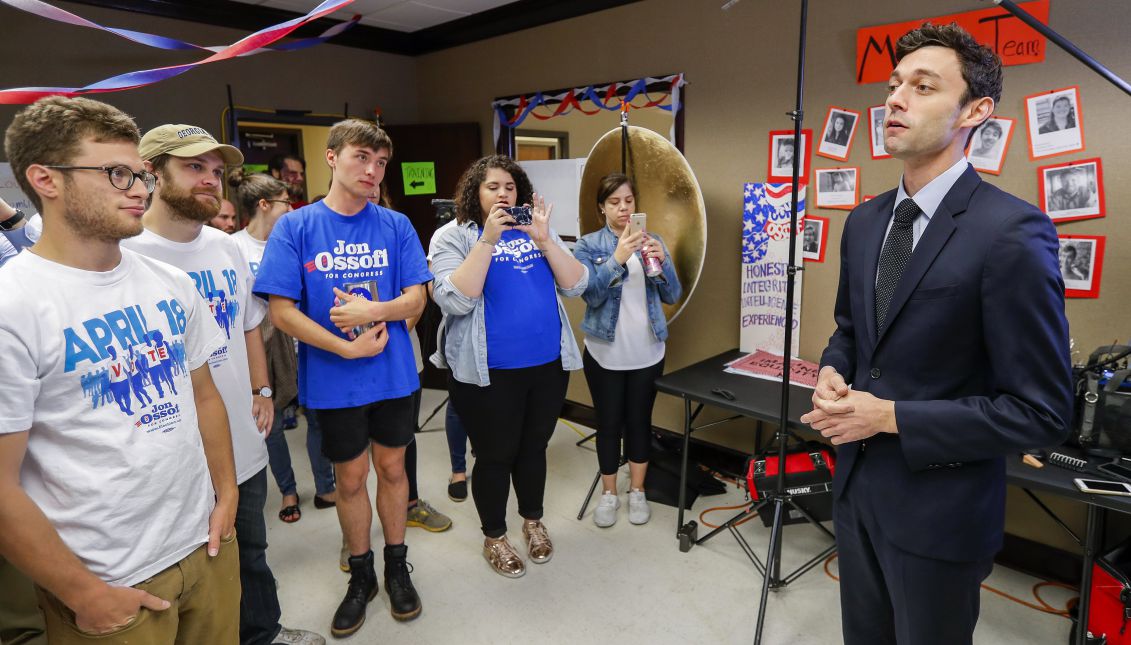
[0,209,25,231]
[253,386,273,398]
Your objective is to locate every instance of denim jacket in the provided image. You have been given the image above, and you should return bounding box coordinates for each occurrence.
[573,226,682,343]
[430,220,588,386]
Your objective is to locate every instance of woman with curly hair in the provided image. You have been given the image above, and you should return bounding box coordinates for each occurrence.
[430,155,587,578]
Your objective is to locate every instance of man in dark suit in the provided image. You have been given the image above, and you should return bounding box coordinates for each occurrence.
[801,23,1072,645]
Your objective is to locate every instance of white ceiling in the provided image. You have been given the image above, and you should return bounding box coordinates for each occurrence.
[230,0,517,32]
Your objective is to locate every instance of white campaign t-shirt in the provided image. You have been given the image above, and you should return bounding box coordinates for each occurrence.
[231,228,266,278]
[0,249,223,586]
[123,226,268,484]
[585,253,665,370]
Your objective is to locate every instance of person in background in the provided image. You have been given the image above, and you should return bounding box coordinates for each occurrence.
[208,198,237,234]
[269,154,308,208]
[430,155,587,578]
[427,213,471,503]
[0,196,42,268]
[229,170,338,526]
[572,173,681,528]
[367,181,453,537]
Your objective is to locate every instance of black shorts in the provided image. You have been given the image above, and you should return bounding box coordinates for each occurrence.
[313,395,416,463]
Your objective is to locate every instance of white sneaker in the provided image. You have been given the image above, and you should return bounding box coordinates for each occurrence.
[272,627,326,645]
[594,492,619,527]
[628,489,651,525]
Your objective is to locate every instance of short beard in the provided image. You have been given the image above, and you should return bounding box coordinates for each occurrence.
[62,179,143,243]
[158,181,221,223]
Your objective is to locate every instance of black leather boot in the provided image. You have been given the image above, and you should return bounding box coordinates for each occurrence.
[383,544,421,621]
[331,550,378,638]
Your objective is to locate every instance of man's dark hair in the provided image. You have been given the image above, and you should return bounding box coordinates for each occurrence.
[453,155,533,227]
[268,153,305,175]
[896,22,1003,105]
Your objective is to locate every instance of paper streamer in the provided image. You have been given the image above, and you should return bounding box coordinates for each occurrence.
[0,0,356,104]
[493,74,685,129]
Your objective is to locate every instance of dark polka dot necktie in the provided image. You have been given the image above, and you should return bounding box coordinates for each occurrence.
[874,198,920,334]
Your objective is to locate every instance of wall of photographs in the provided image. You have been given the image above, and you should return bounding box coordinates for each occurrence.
[780,83,1107,299]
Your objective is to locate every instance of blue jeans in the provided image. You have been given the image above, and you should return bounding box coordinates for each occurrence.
[236,468,282,645]
[265,409,335,497]
[445,400,469,473]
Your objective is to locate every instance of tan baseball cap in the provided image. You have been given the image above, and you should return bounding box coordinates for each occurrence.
[138,124,244,166]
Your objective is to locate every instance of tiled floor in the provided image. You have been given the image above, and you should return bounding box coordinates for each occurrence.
[263,389,1075,644]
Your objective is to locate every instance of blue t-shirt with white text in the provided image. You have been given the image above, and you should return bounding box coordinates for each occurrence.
[253,201,431,409]
[483,229,561,369]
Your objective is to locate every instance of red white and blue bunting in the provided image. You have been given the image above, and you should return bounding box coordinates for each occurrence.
[0,0,358,104]
[491,74,686,148]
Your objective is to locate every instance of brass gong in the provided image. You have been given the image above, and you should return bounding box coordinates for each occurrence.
[579,126,706,323]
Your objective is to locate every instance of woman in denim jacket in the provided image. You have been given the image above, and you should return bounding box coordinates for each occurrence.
[430,155,587,579]
[573,173,681,528]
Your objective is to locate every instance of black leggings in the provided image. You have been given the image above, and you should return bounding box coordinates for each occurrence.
[449,359,569,538]
[582,350,664,476]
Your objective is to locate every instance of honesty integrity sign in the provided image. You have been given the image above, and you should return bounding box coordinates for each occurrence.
[855,0,1049,84]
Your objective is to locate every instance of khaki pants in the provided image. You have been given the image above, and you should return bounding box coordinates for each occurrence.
[0,556,47,645]
[36,536,240,645]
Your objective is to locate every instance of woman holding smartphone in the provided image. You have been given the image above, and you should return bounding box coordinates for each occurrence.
[430,155,587,578]
[573,173,681,527]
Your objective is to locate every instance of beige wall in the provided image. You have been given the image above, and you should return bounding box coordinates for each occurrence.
[416,0,1131,551]
[0,1,419,148]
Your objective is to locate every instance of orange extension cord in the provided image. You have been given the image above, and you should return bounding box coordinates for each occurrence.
[698,503,1079,619]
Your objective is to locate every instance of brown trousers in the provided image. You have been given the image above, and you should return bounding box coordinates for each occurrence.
[36,537,240,645]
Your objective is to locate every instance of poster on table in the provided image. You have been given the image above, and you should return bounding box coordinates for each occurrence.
[740,182,806,356]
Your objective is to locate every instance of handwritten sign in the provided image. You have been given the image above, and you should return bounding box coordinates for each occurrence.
[856,0,1049,84]
[740,183,805,356]
[401,161,436,196]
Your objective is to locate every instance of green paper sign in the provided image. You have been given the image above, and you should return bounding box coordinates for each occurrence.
[401,162,436,195]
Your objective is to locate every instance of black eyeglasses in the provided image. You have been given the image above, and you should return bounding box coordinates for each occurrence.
[265,199,292,207]
[44,165,157,194]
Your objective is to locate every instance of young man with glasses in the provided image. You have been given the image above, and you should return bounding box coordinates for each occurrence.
[0,97,241,643]
[122,124,325,645]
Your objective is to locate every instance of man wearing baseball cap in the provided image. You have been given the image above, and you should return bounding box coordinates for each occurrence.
[123,124,324,645]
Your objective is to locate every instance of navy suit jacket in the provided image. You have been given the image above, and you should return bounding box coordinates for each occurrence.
[820,165,1073,562]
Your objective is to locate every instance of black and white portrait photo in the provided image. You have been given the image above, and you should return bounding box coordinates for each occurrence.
[817,107,860,161]
[966,116,1013,174]
[1058,237,1095,293]
[767,129,810,182]
[1026,87,1084,159]
[815,167,858,210]
[1040,159,1103,223]
[869,105,889,159]
[801,216,827,262]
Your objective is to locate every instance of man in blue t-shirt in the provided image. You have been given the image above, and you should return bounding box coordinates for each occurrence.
[254,119,431,636]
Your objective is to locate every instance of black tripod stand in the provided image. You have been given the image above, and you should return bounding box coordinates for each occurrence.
[702,1,836,643]
[747,2,844,641]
